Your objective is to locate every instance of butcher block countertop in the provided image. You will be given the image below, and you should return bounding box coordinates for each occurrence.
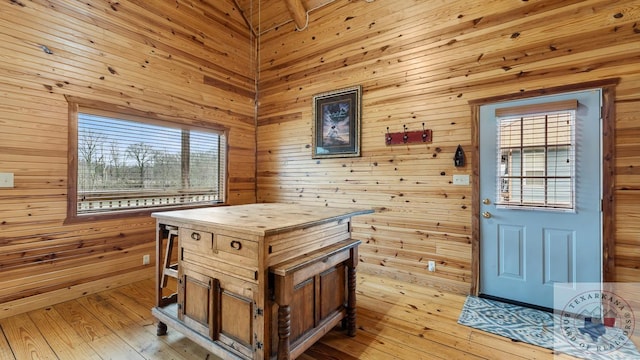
[151,203,374,236]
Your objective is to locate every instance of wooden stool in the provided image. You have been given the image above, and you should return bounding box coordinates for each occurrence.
[161,225,179,288]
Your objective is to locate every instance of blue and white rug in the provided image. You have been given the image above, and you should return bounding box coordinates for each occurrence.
[458,296,640,360]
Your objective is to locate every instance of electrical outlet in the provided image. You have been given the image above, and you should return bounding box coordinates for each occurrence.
[428,260,436,272]
[0,173,14,188]
[452,174,469,186]
[143,254,150,265]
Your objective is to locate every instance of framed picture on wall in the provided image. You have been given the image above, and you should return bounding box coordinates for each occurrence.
[312,85,362,158]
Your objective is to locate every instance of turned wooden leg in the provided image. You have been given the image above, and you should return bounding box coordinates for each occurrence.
[156,321,167,336]
[347,265,357,336]
[277,305,291,360]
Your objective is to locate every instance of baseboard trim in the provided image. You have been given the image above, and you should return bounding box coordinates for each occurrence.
[0,267,154,320]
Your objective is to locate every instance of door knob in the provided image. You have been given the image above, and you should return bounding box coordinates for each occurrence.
[482,211,492,219]
[482,198,491,205]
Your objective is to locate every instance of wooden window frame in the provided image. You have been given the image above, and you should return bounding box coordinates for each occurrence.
[65,96,229,223]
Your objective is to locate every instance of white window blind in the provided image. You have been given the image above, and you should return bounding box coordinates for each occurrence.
[76,113,226,215]
[496,102,576,211]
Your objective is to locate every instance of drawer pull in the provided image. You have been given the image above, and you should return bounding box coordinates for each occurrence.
[230,240,243,250]
[191,232,201,241]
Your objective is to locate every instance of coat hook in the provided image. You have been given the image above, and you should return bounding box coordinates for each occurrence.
[422,122,428,142]
[385,124,432,145]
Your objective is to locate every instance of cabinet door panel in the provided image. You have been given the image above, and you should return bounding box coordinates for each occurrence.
[319,264,346,320]
[220,291,253,343]
[219,290,253,357]
[179,271,214,338]
[290,278,315,342]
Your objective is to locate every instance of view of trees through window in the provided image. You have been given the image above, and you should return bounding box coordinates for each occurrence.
[76,113,226,214]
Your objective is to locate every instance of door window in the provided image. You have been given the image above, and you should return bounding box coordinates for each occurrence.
[496,109,575,211]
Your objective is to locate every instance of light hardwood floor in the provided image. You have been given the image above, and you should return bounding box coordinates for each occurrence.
[0,274,589,359]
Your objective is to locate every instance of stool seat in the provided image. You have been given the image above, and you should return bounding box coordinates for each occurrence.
[161,225,179,288]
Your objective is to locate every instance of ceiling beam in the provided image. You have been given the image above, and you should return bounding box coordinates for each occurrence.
[284,0,308,30]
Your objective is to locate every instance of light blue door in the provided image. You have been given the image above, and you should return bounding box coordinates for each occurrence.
[479,89,602,310]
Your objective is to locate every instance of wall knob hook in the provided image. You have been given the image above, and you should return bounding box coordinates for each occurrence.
[422,122,428,142]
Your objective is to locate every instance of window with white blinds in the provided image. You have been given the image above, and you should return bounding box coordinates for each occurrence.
[72,107,226,216]
[495,101,576,211]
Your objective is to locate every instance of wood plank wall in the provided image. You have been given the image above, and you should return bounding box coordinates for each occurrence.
[256,0,640,293]
[0,0,256,318]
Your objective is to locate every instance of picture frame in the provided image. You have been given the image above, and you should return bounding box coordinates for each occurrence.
[312,85,362,158]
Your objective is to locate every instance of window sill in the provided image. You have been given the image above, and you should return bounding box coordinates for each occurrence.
[64,202,228,224]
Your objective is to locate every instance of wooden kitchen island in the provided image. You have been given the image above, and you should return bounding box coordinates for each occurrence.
[151,203,372,360]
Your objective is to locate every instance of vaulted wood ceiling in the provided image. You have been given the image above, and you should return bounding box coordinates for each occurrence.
[234,0,335,34]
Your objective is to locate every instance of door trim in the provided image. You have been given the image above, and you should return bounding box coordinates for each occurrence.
[468,78,619,296]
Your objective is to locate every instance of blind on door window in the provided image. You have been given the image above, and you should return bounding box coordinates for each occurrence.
[495,101,577,211]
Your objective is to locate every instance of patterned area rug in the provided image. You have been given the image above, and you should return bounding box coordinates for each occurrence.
[458,296,640,360]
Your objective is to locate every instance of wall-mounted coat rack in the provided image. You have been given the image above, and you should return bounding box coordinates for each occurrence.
[385,123,432,145]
